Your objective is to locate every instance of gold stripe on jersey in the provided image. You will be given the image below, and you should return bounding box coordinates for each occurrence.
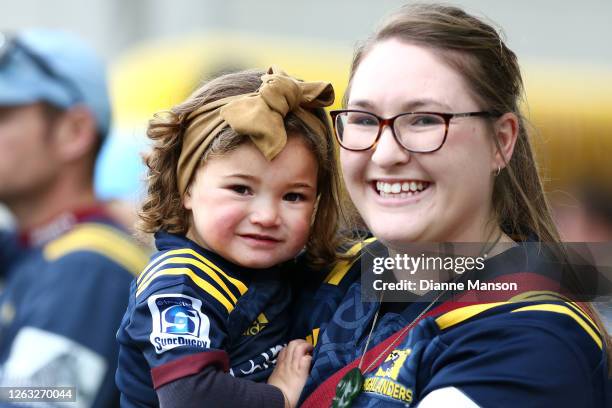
[137,267,235,313]
[137,248,248,295]
[511,291,600,336]
[44,223,149,276]
[306,328,320,347]
[138,251,169,283]
[325,237,377,285]
[137,257,239,304]
[509,290,570,303]
[435,302,508,330]
[435,298,603,350]
[511,303,603,349]
[565,301,600,336]
[138,249,196,283]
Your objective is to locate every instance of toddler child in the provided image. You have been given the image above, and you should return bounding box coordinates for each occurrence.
[116,67,345,408]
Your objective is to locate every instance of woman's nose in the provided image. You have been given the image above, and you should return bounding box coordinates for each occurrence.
[371,126,411,168]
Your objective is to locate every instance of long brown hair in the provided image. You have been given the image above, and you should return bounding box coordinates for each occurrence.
[346,3,611,363]
[140,69,350,268]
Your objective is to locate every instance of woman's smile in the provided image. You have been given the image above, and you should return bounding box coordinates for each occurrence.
[370,178,433,205]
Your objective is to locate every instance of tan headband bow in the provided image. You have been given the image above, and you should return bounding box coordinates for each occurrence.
[176,66,335,197]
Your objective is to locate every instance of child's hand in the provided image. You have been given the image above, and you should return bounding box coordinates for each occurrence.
[268,339,313,408]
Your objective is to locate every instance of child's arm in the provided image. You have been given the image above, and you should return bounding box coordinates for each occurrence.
[154,340,312,408]
[268,339,313,408]
[156,362,286,408]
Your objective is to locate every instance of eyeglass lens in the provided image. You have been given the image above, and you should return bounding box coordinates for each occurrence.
[335,111,447,152]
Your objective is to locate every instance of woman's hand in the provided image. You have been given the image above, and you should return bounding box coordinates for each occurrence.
[268,339,313,408]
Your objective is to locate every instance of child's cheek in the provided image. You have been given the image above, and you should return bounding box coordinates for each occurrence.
[290,218,313,250]
[206,202,248,239]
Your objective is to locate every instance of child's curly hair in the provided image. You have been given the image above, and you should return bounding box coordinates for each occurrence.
[139,69,352,268]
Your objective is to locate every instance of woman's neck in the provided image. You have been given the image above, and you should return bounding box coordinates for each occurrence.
[386,225,516,295]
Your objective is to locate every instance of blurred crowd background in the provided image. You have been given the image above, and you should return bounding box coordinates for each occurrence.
[1,0,611,318]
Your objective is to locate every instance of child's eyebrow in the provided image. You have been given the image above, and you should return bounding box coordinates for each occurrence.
[289,182,315,189]
[225,173,258,181]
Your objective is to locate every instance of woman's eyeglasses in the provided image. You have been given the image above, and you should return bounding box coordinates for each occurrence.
[330,109,500,153]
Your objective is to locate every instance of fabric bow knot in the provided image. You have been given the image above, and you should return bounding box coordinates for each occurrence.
[220,67,334,161]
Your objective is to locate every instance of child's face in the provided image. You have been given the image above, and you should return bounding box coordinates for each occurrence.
[184,136,318,269]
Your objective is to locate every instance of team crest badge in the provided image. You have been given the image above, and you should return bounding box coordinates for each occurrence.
[148,294,211,354]
[374,348,411,380]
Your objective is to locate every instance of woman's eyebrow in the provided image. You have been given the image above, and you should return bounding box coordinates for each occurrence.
[347,99,376,110]
[347,98,452,112]
[401,99,452,111]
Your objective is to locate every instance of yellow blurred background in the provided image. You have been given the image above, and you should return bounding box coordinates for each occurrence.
[109,33,612,190]
[2,0,611,244]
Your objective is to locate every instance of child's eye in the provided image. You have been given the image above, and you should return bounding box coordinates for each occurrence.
[283,192,305,202]
[229,185,252,195]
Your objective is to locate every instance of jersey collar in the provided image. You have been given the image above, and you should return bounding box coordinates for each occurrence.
[18,205,110,247]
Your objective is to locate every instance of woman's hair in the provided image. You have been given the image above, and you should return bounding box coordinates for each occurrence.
[346,3,611,364]
[139,69,350,268]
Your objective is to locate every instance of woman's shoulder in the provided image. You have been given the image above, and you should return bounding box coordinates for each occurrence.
[322,236,380,287]
[424,296,609,407]
[435,296,606,368]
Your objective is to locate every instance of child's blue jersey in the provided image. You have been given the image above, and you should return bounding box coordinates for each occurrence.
[116,232,293,407]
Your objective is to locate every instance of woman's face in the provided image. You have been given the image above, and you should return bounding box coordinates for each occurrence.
[341,39,498,247]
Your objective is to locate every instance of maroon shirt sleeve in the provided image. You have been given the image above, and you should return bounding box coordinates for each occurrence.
[156,365,285,408]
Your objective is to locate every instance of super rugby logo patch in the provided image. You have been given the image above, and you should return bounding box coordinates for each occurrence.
[148,294,211,354]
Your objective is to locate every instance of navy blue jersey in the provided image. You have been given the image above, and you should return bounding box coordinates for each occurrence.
[0,229,21,274]
[290,237,376,346]
[116,232,294,407]
[302,241,611,407]
[0,217,148,408]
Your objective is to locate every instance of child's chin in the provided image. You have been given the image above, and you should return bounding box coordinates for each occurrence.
[238,256,282,270]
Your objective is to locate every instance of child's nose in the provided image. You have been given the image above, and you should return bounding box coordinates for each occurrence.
[249,203,281,227]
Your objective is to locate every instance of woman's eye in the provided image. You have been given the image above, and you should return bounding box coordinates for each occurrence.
[284,192,305,202]
[229,185,251,195]
[410,114,444,127]
[348,114,378,126]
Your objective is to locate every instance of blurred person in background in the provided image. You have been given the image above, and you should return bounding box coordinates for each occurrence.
[554,185,612,333]
[555,185,612,243]
[0,30,148,407]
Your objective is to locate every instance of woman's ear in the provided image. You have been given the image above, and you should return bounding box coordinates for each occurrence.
[492,112,519,171]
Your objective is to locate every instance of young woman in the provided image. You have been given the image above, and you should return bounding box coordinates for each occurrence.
[298,4,611,407]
